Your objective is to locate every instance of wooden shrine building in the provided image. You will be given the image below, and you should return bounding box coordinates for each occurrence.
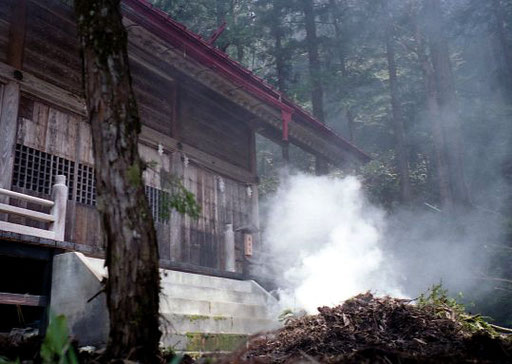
[0,0,369,336]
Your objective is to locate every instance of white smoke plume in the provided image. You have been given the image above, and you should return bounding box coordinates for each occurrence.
[262,173,405,313]
[260,172,500,314]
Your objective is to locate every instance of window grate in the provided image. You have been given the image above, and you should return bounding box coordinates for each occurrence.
[12,144,74,200]
[76,163,96,206]
[144,185,170,224]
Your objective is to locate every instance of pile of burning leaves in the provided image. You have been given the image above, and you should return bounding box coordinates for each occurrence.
[225,286,512,363]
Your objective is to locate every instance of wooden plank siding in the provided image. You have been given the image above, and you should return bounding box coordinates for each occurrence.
[23,0,81,95]
[0,0,13,64]
[0,0,259,274]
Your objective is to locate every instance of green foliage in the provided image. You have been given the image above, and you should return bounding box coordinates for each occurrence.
[126,163,142,187]
[417,284,498,337]
[40,314,78,364]
[0,357,20,364]
[278,308,307,326]
[160,171,201,219]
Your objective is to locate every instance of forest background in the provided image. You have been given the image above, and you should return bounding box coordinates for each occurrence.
[151,0,512,326]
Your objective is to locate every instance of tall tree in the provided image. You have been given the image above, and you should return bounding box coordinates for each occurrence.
[329,0,347,77]
[414,17,453,208]
[491,0,512,91]
[424,0,471,207]
[301,0,325,122]
[74,0,161,361]
[384,1,412,203]
[270,1,287,92]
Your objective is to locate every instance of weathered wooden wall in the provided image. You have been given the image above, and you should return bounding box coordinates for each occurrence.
[0,1,11,64]
[0,0,258,273]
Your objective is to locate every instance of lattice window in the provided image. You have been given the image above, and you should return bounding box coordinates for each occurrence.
[12,144,74,200]
[76,163,96,206]
[144,186,170,224]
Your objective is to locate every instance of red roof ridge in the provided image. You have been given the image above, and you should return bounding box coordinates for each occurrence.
[124,0,370,162]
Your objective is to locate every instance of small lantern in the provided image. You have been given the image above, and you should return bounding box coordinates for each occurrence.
[218,177,225,193]
[244,233,253,256]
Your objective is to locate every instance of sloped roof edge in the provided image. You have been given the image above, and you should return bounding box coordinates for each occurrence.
[123,0,370,163]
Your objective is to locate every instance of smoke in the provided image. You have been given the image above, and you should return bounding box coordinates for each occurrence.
[260,172,500,313]
[261,173,404,312]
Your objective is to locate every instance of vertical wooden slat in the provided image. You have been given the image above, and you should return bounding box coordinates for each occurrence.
[0,82,20,194]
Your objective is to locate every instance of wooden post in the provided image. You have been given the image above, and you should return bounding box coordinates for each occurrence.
[49,175,68,241]
[0,0,27,202]
[0,82,20,193]
[315,156,329,176]
[7,0,27,70]
[282,141,290,167]
[224,223,235,272]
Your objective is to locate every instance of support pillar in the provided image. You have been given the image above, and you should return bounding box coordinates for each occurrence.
[0,82,20,192]
[315,156,329,176]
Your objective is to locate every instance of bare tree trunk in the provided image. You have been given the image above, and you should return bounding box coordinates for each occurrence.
[425,0,471,207]
[385,3,412,203]
[492,0,512,89]
[414,17,453,209]
[271,3,287,92]
[329,0,347,77]
[75,0,161,361]
[301,0,325,122]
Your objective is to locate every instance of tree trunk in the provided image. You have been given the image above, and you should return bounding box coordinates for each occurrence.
[491,0,512,90]
[385,3,412,203]
[425,0,471,207]
[414,15,453,209]
[74,0,161,361]
[271,3,287,92]
[301,0,325,122]
[329,0,347,77]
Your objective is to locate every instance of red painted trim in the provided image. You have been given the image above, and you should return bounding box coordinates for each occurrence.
[122,0,370,162]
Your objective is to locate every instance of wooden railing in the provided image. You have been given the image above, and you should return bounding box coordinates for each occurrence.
[0,175,68,241]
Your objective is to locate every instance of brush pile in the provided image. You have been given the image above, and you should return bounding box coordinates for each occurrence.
[225,288,512,363]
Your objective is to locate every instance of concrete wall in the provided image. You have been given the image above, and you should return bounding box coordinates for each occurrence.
[50,252,279,351]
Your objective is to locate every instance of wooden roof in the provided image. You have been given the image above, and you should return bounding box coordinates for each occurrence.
[123,0,371,165]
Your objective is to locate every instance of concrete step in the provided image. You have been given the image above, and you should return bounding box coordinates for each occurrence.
[161,283,268,305]
[161,270,254,293]
[164,333,248,352]
[160,297,269,319]
[163,313,277,335]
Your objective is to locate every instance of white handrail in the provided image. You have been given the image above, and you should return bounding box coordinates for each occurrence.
[0,188,54,207]
[0,175,67,241]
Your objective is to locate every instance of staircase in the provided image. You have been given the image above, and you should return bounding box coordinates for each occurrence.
[159,270,279,352]
[51,252,279,353]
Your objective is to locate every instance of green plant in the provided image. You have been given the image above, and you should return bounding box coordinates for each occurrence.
[0,357,20,364]
[40,314,78,364]
[417,284,498,337]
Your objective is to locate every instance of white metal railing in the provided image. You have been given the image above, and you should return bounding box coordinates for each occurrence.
[0,175,68,241]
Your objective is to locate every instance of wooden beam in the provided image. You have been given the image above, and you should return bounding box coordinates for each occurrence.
[0,62,86,116]
[0,82,20,195]
[0,240,53,260]
[6,0,27,69]
[0,292,48,307]
[141,125,257,183]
